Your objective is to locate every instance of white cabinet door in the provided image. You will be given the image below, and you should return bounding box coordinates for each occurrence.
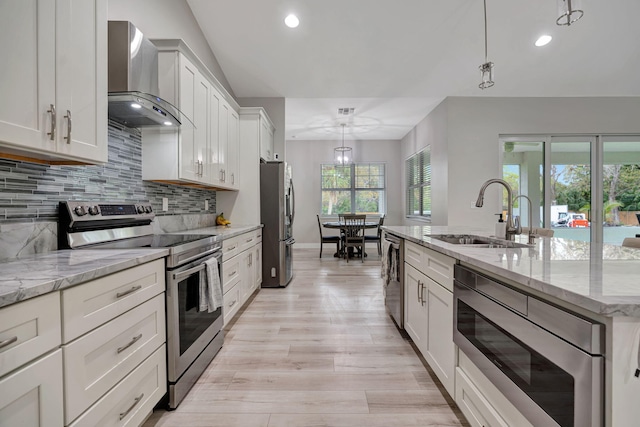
[425,277,455,396]
[259,117,274,161]
[218,99,230,185]
[0,0,56,154]
[0,0,107,164]
[254,241,263,290]
[55,0,107,163]
[178,55,200,182]
[240,249,253,303]
[227,109,239,188]
[0,350,63,427]
[404,263,428,355]
[209,86,221,185]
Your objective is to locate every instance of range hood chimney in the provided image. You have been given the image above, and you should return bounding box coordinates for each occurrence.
[108,21,185,128]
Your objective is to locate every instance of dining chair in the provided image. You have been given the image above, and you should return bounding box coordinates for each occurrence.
[365,215,385,255]
[342,214,366,263]
[317,215,341,258]
[622,237,640,249]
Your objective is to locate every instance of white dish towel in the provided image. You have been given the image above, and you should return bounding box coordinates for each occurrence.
[200,257,223,312]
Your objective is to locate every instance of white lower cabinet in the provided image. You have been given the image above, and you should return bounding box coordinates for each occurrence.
[403,241,456,397]
[456,349,533,427]
[0,349,63,427]
[222,229,262,325]
[62,293,165,424]
[68,345,166,427]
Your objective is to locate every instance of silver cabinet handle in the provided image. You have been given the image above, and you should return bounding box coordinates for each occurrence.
[117,333,142,354]
[116,285,142,299]
[47,104,56,141]
[231,173,235,185]
[119,393,144,420]
[421,283,426,307]
[417,280,421,303]
[229,299,237,308]
[228,270,237,277]
[0,336,18,350]
[64,110,72,143]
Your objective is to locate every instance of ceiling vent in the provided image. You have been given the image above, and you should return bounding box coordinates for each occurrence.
[337,107,355,116]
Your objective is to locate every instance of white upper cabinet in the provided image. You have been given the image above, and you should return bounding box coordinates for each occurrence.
[259,113,275,161]
[142,41,239,190]
[0,0,107,164]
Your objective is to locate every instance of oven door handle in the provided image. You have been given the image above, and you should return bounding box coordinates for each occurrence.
[173,263,207,282]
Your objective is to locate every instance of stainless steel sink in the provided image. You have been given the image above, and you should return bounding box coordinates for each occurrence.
[425,234,532,249]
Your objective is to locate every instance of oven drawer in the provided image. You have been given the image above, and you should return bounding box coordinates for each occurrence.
[68,344,166,427]
[61,259,165,343]
[63,294,166,424]
[0,292,61,377]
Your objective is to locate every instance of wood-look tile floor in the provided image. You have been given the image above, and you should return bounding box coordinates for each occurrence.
[144,248,469,427]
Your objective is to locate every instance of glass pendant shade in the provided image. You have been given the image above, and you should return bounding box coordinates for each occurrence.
[556,0,583,26]
[479,61,494,89]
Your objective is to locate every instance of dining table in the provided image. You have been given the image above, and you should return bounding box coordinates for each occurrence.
[322,221,379,258]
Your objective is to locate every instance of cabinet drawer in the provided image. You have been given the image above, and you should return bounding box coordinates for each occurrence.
[222,255,241,293]
[0,349,63,427]
[255,228,263,243]
[404,240,425,270]
[223,282,241,326]
[62,259,165,343]
[455,367,508,427]
[222,236,240,260]
[63,294,166,424]
[0,292,61,377]
[238,231,257,253]
[423,247,455,292]
[69,345,167,427]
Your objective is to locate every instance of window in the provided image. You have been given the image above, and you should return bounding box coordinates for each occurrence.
[406,147,431,218]
[321,163,385,215]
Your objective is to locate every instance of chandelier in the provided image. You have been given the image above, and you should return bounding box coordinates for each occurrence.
[556,0,583,26]
[334,123,352,165]
[478,0,494,89]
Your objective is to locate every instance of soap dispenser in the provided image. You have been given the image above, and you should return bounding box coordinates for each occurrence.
[495,213,506,239]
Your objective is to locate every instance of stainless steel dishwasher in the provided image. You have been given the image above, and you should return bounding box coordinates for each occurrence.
[383,232,403,329]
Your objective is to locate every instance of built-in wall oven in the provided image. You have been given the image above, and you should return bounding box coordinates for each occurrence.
[58,201,224,410]
[453,264,604,427]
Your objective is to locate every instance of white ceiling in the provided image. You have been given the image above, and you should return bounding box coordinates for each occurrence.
[187,0,640,141]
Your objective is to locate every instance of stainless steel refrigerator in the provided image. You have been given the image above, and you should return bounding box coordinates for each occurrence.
[260,161,295,287]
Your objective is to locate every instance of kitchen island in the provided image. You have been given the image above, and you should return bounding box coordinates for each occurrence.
[383,225,640,427]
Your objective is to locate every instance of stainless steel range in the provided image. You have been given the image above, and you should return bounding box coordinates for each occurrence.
[58,201,224,409]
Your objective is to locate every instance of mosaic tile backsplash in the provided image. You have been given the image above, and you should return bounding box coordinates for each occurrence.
[0,121,217,260]
[0,121,216,221]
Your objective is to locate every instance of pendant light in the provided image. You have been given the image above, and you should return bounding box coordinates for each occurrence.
[334,123,352,165]
[478,0,494,89]
[556,0,583,26]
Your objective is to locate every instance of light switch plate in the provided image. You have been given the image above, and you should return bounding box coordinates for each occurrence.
[162,197,168,211]
[205,200,209,210]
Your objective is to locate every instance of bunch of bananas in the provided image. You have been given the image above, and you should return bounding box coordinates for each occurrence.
[216,213,231,226]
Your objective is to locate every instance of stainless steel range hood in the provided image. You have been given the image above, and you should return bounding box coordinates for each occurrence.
[108,21,185,128]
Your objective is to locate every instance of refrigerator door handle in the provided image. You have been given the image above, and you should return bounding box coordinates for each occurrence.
[288,178,295,226]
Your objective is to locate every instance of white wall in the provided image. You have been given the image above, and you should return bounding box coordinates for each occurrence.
[286,139,403,246]
[238,98,286,160]
[108,0,235,97]
[402,96,640,230]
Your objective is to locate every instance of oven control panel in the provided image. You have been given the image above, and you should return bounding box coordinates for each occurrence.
[61,201,155,221]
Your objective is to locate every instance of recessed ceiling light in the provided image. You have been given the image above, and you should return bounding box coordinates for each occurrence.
[130,103,142,109]
[163,121,172,126]
[535,35,553,47]
[284,14,299,28]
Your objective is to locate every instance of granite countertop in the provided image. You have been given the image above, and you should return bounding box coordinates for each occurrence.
[174,224,263,240]
[0,249,169,309]
[383,225,640,317]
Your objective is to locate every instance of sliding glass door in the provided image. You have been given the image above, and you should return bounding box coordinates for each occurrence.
[502,135,640,245]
